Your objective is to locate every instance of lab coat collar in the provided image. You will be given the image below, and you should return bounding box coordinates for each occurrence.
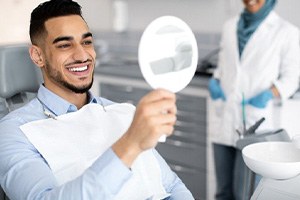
[36,84,98,116]
[261,11,279,27]
[239,11,279,62]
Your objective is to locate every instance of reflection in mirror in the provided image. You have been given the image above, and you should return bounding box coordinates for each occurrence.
[150,35,192,75]
[139,16,198,93]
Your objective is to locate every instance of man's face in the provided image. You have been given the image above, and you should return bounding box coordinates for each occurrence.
[41,15,96,94]
[243,0,266,13]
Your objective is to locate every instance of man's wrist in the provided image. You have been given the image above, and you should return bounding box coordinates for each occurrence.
[112,134,141,168]
[270,85,280,98]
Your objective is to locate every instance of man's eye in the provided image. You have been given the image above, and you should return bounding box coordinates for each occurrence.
[57,44,71,49]
[83,40,93,45]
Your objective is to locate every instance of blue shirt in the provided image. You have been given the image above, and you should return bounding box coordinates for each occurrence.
[0,85,193,200]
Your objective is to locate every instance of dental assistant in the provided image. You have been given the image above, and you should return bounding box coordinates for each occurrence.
[208,0,300,199]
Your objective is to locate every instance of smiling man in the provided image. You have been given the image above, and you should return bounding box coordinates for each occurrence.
[0,0,194,199]
[30,14,96,108]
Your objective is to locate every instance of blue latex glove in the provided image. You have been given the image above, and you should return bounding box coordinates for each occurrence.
[208,78,226,101]
[245,90,273,109]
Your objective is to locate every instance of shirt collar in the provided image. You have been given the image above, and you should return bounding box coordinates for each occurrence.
[37,84,98,116]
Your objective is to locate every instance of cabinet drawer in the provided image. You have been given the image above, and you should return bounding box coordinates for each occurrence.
[177,109,206,120]
[172,127,206,144]
[175,122,206,133]
[176,114,206,128]
[156,139,206,169]
[177,94,206,112]
[100,83,148,104]
[101,82,148,94]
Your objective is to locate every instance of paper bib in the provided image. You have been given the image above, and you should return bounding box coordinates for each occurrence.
[20,103,168,199]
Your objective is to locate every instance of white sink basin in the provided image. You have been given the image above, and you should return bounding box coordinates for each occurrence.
[242,141,300,180]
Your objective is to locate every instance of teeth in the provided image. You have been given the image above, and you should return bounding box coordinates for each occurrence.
[68,66,88,72]
[248,0,257,6]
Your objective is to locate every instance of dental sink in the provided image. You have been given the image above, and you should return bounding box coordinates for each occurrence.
[242,141,300,180]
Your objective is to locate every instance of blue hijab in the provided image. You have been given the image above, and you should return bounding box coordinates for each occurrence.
[237,0,277,56]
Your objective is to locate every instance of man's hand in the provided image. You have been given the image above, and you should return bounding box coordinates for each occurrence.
[112,89,177,167]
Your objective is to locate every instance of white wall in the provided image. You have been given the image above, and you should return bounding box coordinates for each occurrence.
[0,0,43,44]
[1,0,300,44]
[124,0,300,33]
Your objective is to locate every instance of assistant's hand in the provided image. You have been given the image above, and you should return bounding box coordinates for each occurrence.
[113,89,177,167]
[208,78,226,101]
[245,90,273,109]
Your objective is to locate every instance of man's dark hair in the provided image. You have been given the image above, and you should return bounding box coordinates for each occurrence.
[29,0,83,45]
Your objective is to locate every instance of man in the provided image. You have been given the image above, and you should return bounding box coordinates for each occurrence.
[0,0,194,199]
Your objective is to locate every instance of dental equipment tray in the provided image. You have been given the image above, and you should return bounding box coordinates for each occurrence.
[236,129,290,150]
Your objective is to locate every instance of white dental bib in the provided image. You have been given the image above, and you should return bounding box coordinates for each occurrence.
[20,103,168,199]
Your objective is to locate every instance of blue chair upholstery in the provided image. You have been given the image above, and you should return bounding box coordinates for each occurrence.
[0,44,43,200]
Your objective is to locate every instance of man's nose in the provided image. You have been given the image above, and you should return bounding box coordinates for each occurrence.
[72,45,89,61]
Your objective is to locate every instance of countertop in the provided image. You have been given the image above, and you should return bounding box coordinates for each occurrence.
[94,64,210,89]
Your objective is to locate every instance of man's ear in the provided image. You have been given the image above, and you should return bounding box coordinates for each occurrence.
[29,45,45,68]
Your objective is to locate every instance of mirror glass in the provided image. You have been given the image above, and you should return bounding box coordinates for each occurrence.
[138,16,198,93]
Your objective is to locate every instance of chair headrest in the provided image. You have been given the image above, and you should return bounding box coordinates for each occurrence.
[0,44,43,98]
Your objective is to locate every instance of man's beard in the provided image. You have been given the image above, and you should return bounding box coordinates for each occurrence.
[59,76,93,94]
[45,60,93,94]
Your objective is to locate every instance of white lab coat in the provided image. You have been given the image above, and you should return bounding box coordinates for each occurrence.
[209,11,300,146]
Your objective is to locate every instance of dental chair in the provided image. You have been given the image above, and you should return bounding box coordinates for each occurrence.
[0,44,43,200]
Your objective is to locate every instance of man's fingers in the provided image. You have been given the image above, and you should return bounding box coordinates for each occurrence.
[150,113,177,126]
[140,89,176,104]
[160,125,175,137]
[137,97,176,117]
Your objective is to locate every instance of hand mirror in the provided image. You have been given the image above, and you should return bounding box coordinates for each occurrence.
[138,16,198,141]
